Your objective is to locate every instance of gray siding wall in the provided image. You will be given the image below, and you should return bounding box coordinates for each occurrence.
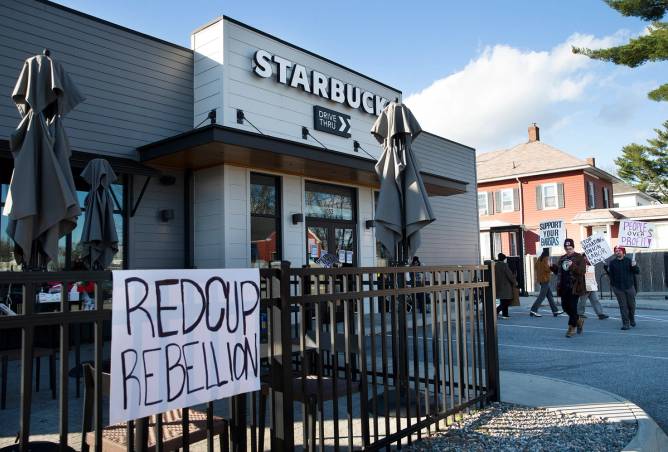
[128,170,185,269]
[0,0,193,158]
[412,133,480,265]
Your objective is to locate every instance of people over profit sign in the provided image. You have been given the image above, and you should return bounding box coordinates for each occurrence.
[253,49,389,116]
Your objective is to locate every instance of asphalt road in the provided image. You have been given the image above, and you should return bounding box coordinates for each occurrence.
[497,300,668,434]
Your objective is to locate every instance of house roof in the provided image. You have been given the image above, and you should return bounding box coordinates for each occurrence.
[573,205,668,223]
[477,140,617,183]
[613,181,638,195]
[613,181,661,202]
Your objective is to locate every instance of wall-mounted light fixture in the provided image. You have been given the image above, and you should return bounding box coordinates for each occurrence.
[365,220,375,229]
[302,126,309,140]
[236,109,245,124]
[160,209,175,222]
[353,140,360,152]
[292,213,304,225]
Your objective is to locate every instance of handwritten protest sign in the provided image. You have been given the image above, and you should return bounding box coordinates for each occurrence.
[580,233,613,265]
[110,268,260,424]
[539,220,566,249]
[619,220,654,249]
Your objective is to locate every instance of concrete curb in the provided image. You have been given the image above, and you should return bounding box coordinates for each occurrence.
[500,371,668,451]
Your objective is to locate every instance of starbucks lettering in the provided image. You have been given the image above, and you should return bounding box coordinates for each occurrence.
[253,49,389,116]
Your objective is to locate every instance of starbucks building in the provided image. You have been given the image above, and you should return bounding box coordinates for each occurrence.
[0,0,481,271]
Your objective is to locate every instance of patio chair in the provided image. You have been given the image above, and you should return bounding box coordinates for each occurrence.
[0,329,57,409]
[81,364,229,452]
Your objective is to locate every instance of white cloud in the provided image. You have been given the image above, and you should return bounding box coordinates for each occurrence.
[405,31,628,151]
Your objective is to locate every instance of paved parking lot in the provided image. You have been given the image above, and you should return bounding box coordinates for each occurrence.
[498,299,668,434]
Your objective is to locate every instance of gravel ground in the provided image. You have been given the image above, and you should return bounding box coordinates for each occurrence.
[406,402,637,452]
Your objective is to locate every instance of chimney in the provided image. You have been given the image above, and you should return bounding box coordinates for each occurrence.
[586,157,596,167]
[528,123,539,142]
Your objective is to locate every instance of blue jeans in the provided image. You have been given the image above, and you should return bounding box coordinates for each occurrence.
[530,282,559,313]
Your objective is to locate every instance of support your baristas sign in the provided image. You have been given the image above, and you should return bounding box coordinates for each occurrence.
[110,269,261,424]
[539,220,566,249]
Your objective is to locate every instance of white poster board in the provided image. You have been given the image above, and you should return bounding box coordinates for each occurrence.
[580,233,613,265]
[110,268,261,424]
[619,220,654,249]
[539,220,566,249]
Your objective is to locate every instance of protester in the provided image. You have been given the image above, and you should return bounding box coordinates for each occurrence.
[529,248,563,317]
[495,253,517,319]
[604,246,640,330]
[578,255,608,322]
[552,238,586,337]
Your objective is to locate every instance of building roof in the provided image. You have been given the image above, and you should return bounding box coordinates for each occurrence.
[613,181,661,203]
[613,181,638,195]
[573,205,668,223]
[477,138,618,183]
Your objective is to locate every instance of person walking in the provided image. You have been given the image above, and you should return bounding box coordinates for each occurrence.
[578,255,609,321]
[495,253,517,319]
[553,238,586,337]
[604,246,640,330]
[529,248,563,317]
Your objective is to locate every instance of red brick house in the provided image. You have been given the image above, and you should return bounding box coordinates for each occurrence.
[477,124,618,263]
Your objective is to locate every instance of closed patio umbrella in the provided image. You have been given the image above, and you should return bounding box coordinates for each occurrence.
[2,50,83,268]
[371,101,435,263]
[80,158,119,270]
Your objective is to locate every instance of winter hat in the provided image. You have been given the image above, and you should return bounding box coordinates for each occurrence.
[497,253,507,261]
[563,238,575,248]
[614,245,626,254]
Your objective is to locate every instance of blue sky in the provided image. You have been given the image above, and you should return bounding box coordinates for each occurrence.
[54,0,668,172]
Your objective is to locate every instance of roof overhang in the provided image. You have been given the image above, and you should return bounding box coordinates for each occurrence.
[0,139,159,176]
[137,125,468,197]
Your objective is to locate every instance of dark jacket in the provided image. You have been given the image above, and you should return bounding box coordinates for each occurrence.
[552,252,586,297]
[605,257,639,290]
[495,260,517,300]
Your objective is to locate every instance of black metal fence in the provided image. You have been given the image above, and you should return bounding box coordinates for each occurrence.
[0,262,499,451]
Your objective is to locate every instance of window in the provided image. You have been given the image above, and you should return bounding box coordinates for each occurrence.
[541,183,558,209]
[587,181,596,209]
[1,180,126,271]
[478,192,489,216]
[305,181,354,220]
[603,187,610,208]
[250,173,281,268]
[501,189,514,212]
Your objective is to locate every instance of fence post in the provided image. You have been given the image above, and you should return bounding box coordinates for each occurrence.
[270,261,294,451]
[482,261,500,402]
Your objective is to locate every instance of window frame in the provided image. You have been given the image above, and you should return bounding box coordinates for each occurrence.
[250,172,282,268]
[541,182,559,210]
[1,177,128,271]
[500,188,514,212]
[603,187,610,208]
[478,192,489,216]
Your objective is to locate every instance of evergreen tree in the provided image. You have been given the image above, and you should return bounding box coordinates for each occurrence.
[573,0,668,101]
[615,120,668,202]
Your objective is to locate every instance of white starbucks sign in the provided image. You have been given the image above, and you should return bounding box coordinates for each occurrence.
[252,49,389,116]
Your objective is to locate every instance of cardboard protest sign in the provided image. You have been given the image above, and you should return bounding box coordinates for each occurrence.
[619,220,654,249]
[539,220,566,249]
[580,233,613,265]
[110,268,260,424]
